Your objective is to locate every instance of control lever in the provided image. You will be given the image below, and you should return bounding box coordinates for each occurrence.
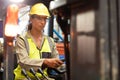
[49,59,66,74]
[53,64,66,74]
[21,68,31,80]
[30,68,41,80]
[38,68,49,80]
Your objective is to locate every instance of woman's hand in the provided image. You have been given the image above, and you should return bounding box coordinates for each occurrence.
[43,58,63,68]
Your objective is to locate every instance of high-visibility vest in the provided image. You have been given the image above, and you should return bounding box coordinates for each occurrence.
[14,35,53,80]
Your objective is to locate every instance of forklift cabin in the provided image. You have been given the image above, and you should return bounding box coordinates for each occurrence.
[49,0,120,80]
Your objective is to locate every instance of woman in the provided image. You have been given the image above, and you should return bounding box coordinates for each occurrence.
[14,3,63,80]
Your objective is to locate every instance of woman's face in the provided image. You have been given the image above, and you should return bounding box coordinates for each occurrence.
[30,15,47,31]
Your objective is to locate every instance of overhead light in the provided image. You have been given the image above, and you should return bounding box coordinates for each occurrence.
[9,0,24,3]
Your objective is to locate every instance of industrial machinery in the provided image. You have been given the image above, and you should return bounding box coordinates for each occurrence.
[0,0,120,80]
[49,0,120,80]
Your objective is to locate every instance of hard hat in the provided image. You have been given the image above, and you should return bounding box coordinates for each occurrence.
[29,3,50,17]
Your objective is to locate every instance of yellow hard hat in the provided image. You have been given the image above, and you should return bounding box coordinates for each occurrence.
[29,3,50,17]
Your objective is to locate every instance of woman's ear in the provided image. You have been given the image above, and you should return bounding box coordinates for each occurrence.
[28,20,31,23]
[29,17,32,23]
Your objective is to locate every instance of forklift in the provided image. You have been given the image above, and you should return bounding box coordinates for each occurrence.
[1,0,120,80]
